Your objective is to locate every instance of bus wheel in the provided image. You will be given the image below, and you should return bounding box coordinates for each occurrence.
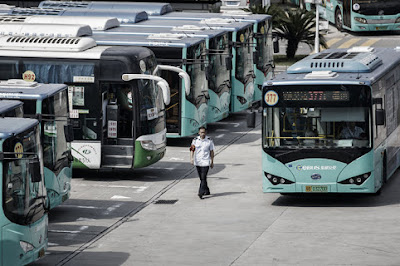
[335,8,343,31]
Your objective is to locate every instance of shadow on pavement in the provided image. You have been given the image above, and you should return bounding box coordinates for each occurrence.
[203,191,246,199]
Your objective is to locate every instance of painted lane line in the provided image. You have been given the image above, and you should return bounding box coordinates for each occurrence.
[111,195,131,199]
[338,38,361,48]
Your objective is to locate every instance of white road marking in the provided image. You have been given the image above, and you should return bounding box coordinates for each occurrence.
[169,157,184,161]
[216,134,225,139]
[103,203,123,215]
[111,195,131,199]
[49,230,81,234]
[76,217,96,221]
[48,242,59,246]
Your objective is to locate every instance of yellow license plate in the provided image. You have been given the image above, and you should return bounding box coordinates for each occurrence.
[38,248,45,258]
[305,185,328,192]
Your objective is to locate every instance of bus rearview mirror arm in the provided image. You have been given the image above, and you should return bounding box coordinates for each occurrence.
[122,74,171,105]
[153,65,191,96]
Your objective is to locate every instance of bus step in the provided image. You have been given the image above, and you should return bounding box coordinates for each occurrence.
[117,138,133,145]
[102,145,134,156]
[102,155,132,167]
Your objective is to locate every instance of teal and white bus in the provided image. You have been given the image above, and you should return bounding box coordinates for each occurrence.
[289,0,400,32]
[262,46,400,193]
[0,34,171,170]
[0,117,48,265]
[0,80,72,209]
[0,99,23,117]
[92,33,207,137]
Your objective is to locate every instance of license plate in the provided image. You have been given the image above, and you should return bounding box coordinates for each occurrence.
[38,248,45,258]
[376,26,387,30]
[305,185,328,192]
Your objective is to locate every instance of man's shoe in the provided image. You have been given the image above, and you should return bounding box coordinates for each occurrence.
[204,192,210,195]
[198,194,203,199]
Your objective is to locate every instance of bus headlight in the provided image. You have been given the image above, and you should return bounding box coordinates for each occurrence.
[140,140,156,151]
[20,241,34,253]
[396,17,400,23]
[338,172,371,185]
[354,17,367,24]
[264,172,294,185]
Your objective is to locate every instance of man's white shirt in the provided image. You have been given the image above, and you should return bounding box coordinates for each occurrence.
[191,136,214,166]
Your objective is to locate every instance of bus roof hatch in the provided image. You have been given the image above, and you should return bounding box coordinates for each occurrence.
[0,23,92,37]
[0,79,38,87]
[287,50,382,74]
[172,25,208,32]
[0,15,120,31]
[0,36,97,52]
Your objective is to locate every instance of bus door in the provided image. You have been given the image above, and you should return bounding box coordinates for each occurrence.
[343,0,351,28]
[101,83,135,168]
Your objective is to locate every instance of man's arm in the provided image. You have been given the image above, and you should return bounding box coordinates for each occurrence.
[210,150,214,168]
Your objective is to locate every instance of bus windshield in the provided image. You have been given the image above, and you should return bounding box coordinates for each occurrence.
[255,21,274,76]
[41,90,69,175]
[208,33,231,96]
[2,125,45,225]
[263,106,371,149]
[236,27,253,85]
[353,0,400,16]
[186,42,208,108]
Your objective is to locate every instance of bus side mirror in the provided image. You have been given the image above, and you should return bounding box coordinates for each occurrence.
[273,34,279,53]
[225,55,233,71]
[64,124,74,142]
[30,158,41,183]
[375,109,385,126]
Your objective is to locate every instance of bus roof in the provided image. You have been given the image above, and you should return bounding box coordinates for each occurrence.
[0,23,92,37]
[149,11,271,23]
[0,36,108,59]
[0,15,120,31]
[5,8,148,24]
[0,99,23,114]
[268,47,400,86]
[0,117,39,139]
[0,80,67,100]
[93,33,205,48]
[95,24,227,39]
[39,1,173,15]
[127,18,252,31]
[0,35,97,52]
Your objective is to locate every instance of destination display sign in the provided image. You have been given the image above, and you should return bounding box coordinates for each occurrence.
[282,91,350,101]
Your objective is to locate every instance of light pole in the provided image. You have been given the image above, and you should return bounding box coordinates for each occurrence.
[304,0,322,53]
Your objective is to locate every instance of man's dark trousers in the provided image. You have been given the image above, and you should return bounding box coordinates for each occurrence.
[196,166,210,195]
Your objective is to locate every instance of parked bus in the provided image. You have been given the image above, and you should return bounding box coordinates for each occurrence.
[39,1,173,16]
[0,34,171,170]
[0,117,48,265]
[145,12,274,105]
[92,25,231,124]
[261,46,400,194]
[123,18,254,113]
[92,33,207,137]
[289,0,400,32]
[0,99,23,117]
[0,80,72,209]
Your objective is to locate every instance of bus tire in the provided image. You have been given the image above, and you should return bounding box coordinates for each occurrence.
[335,8,343,31]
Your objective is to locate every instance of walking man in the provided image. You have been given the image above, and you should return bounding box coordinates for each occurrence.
[190,126,214,199]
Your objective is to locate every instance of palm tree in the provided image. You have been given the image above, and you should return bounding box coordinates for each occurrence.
[273,7,328,58]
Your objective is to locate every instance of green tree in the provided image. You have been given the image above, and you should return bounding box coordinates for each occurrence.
[272,6,328,58]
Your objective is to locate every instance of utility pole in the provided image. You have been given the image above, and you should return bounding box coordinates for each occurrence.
[304,0,322,53]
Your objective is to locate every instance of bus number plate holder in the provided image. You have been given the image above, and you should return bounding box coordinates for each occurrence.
[305,185,328,192]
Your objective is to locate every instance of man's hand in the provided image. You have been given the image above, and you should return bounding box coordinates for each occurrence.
[190,158,194,165]
[210,161,214,169]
